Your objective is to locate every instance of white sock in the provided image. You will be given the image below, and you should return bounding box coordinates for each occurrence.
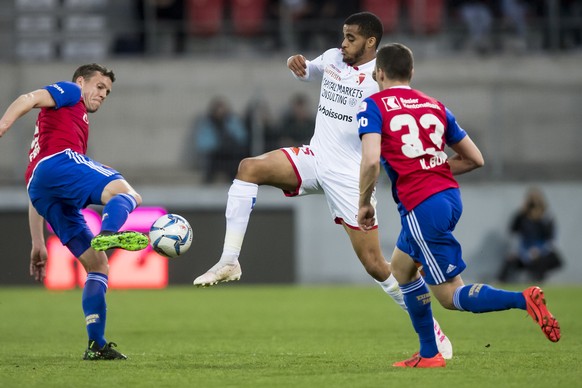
[375,274,407,311]
[218,179,258,264]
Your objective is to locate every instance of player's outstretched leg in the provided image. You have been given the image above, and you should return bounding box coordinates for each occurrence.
[83,341,127,360]
[194,179,257,288]
[393,353,446,368]
[194,261,242,287]
[523,286,560,342]
[91,231,149,251]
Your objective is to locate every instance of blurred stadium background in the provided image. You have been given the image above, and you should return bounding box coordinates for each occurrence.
[0,0,580,286]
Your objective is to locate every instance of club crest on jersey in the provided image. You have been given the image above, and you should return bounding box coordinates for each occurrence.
[381,96,402,112]
[357,73,366,85]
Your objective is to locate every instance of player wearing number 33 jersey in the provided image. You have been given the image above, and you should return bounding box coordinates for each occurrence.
[358,44,559,368]
[358,85,469,283]
[357,86,467,217]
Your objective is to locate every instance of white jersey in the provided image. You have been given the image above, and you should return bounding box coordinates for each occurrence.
[294,48,378,176]
[284,49,379,228]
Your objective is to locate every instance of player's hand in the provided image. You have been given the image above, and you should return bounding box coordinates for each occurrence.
[287,55,307,78]
[358,204,376,232]
[30,244,48,282]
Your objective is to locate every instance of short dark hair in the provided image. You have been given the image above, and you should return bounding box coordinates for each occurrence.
[376,43,414,82]
[344,12,383,49]
[72,63,115,83]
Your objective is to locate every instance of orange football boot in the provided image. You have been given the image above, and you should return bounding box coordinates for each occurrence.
[393,352,446,368]
[523,286,561,342]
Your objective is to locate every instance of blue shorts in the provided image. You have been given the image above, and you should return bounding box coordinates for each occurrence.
[27,149,123,248]
[396,188,467,285]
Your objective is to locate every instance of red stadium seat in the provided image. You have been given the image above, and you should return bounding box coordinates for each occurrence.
[231,0,267,36]
[186,0,224,36]
[406,0,445,35]
[361,0,401,34]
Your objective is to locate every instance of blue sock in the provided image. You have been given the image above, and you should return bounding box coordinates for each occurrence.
[453,284,526,313]
[82,272,108,347]
[400,277,438,358]
[100,193,137,233]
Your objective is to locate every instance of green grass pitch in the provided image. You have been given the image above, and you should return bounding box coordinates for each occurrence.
[0,285,579,387]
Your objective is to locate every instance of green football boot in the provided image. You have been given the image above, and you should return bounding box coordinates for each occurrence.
[91,231,149,251]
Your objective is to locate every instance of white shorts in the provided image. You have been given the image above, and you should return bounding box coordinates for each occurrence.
[280,146,377,229]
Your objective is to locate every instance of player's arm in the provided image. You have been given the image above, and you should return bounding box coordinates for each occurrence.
[360,132,381,203]
[444,107,484,175]
[28,200,48,282]
[357,99,383,231]
[0,89,56,137]
[287,51,325,80]
[448,135,484,175]
[358,132,381,231]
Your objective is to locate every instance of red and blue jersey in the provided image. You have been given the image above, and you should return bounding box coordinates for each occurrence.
[25,81,87,184]
[357,86,467,214]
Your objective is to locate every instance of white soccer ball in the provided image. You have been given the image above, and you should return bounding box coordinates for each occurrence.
[149,213,193,258]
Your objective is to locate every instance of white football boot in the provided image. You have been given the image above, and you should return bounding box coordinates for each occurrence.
[193,261,242,287]
[433,318,453,360]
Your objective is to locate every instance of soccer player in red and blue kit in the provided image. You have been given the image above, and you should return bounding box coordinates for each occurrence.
[0,64,149,360]
[357,43,560,368]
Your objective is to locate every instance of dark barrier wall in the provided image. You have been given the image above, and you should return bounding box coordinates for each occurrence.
[1,211,31,285]
[0,209,295,286]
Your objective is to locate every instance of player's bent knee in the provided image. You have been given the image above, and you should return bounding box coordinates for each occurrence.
[433,293,456,310]
[79,251,109,274]
[131,192,143,206]
[237,157,254,174]
[237,156,272,183]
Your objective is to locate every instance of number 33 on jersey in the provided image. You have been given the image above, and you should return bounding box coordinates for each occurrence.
[357,86,468,213]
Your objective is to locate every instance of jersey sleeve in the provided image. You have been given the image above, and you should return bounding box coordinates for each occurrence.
[289,49,333,81]
[357,98,383,138]
[44,81,82,109]
[444,107,467,145]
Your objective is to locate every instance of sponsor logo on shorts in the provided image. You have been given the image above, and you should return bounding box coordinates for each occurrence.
[291,146,314,156]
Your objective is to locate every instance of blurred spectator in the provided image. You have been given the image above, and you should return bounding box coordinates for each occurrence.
[497,187,563,283]
[451,0,494,54]
[500,0,529,52]
[191,97,249,184]
[110,0,145,55]
[277,93,314,147]
[243,98,279,154]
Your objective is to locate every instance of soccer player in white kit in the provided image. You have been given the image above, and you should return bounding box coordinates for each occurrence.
[193,12,453,359]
